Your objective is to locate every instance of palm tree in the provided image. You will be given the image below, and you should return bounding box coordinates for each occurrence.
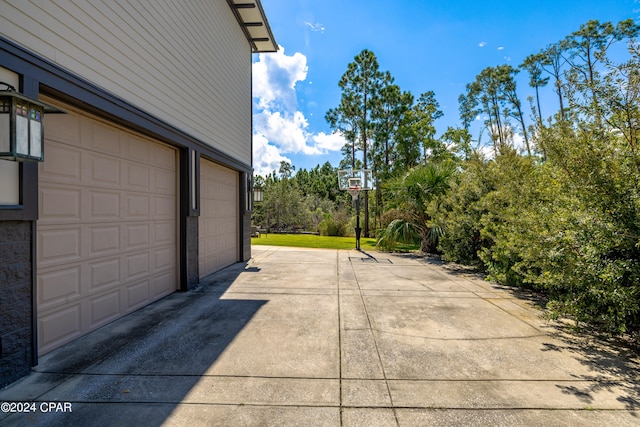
[377,162,455,252]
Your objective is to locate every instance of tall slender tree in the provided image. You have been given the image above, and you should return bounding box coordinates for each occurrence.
[496,65,531,155]
[326,95,359,169]
[599,40,640,172]
[563,19,640,125]
[461,66,530,155]
[441,126,473,160]
[278,160,295,179]
[414,91,444,163]
[521,52,550,126]
[539,42,569,120]
[461,67,508,155]
[326,49,384,237]
[370,71,412,225]
[370,72,405,178]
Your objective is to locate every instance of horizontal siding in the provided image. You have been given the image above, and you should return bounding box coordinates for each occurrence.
[0,0,252,165]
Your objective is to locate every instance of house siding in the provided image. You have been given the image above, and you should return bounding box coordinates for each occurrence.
[0,0,252,165]
[0,0,260,388]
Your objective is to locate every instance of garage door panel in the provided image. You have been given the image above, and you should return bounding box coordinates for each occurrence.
[38,108,178,355]
[126,252,151,281]
[221,218,236,232]
[46,113,82,145]
[89,258,121,290]
[87,121,122,156]
[154,169,177,194]
[152,222,174,245]
[151,271,176,298]
[125,136,151,163]
[150,143,178,170]
[89,153,121,187]
[199,159,238,279]
[39,186,82,222]
[89,190,121,221]
[202,200,215,220]
[39,142,82,184]
[39,305,81,351]
[125,194,151,219]
[89,291,121,327]
[126,280,150,311]
[201,238,217,254]
[38,267,81,308]
[154,195,175,219]
[126,224,150,250]
[221,185,235,201]
[39,227,82,267]
[88,225,121,256]
[153,246,175,270]
[126,162,151,190]
[200,257,216,277]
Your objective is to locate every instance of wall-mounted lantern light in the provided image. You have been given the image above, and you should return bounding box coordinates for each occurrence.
[0,82,64,162]
[253,185,263,203]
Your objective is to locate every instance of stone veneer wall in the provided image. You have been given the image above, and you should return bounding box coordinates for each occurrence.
[0,221,33,388]
[243,213,251,262]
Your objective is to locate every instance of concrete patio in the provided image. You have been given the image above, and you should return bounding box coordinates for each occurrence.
[1,245,639,426]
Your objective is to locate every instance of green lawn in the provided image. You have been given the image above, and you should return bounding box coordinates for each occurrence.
[251,233,378,250]
[251,233,419,251]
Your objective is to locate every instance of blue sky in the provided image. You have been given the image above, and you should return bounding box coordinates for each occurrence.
[252,0,639,175]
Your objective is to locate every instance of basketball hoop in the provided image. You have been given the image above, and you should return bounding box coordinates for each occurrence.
[347,186,361,201]
[347,177,362,201]
[336,169,373,250]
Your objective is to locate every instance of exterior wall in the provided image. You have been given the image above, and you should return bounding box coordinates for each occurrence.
[0,67,20,204]
[0,221,33,388]
[0,68,38,388]
[242,213,252,262]
[0,0,257,388]
[0,0,252,165]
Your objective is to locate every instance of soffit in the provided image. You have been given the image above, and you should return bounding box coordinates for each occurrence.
[228,0,278,53]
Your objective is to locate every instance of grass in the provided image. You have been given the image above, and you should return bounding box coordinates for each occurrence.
[251,233,419,251]
[252,233,377,250]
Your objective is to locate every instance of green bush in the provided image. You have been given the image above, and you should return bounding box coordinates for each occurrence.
[318,211,349,236]
[437,154,493,267]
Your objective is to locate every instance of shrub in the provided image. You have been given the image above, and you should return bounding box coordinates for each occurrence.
[319,210,349,236]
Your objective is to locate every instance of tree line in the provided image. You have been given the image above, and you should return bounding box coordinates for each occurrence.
[254,19,640,341]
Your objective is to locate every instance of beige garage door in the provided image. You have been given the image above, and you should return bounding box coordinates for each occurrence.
[37,107,178,355]
[199,159,238,278]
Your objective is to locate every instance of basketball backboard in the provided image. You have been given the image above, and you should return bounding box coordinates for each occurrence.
[337,169,374,191]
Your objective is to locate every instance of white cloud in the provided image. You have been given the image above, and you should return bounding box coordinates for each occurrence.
[497,46,504,51]
[478,41,486,47]
[305,21,325,32]
[254,110,320,155]
[512,132,527,153]
[252,133,291,176]
[477,144,495,159]
[313,131,347,152]
[252,45,345,175]
[253,111,347,159]
[253,46,308,111]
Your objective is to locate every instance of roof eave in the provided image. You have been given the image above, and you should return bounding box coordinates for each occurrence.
[227,0,278,53]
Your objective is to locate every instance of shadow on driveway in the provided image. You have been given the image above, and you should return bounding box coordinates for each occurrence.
[0,262,267,426]
[543,322,640,412]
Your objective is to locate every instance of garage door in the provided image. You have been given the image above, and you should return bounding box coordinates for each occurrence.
[199,159,238,278]
[37,107,178,355]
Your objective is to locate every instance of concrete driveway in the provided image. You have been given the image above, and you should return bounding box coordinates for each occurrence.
[1,246,639,426]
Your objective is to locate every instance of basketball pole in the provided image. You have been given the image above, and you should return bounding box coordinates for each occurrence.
[355,192,361,250]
